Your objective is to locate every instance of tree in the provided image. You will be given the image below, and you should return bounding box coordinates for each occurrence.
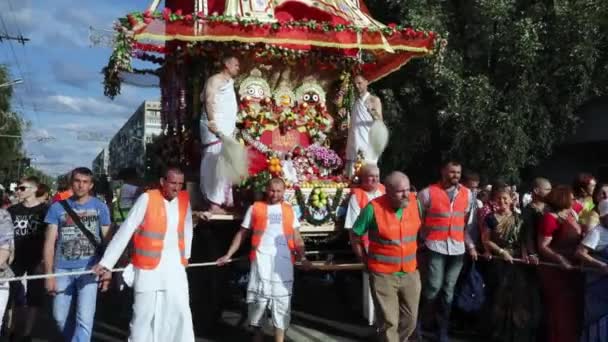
[0,64,26,185]
[366,0,608,185]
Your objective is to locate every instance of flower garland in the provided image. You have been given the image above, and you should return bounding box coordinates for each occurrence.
[122,10,436,39]
[294,102,333,142]
[133,42,166,54]
[333,72,355,134]
[295,187,344,226]
[236,97,276,139]
[103,24,133,99]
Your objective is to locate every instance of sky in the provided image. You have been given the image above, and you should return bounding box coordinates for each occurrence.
[0,0,159,176]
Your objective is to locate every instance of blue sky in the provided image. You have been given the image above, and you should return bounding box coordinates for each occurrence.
[0,0,159,176]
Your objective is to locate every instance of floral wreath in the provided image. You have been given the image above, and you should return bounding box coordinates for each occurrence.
[236,97,275,139]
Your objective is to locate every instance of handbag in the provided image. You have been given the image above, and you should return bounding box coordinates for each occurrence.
[455,261,486,313]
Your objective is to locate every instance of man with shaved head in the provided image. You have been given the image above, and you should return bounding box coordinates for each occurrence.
[345,163,385,326]
[217,178,311,342]
[351,171,422,342]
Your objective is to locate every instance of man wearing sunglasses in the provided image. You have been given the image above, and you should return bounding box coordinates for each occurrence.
[7,176,48,342]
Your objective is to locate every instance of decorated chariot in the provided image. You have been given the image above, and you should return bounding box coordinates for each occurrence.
[103,0,435,236]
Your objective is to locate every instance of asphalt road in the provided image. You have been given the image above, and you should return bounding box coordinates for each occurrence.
[18,269,481,342]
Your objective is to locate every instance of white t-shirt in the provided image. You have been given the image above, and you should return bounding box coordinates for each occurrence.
[242,203,300,258]
[344,189,384,229]
[581,224,608,251]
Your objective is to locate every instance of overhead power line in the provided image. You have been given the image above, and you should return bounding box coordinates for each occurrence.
[0,33,29,45]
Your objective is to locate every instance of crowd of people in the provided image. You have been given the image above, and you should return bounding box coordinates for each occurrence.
[0,160,605,342]
[340,162,608,342]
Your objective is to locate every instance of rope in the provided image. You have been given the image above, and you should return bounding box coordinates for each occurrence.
[0,257,246,284]
[4,251,601,283]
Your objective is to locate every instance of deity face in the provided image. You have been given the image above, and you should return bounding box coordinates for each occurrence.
[244,83,266,102]
[302,91,321,105]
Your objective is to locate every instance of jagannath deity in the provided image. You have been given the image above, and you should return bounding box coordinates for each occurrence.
[294,79,333,142]
[236,68,273,137]
[272,71,299,131]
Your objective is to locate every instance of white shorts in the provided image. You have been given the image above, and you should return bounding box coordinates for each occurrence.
[248,295,292,330]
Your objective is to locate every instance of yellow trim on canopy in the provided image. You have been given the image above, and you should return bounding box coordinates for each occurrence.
[134,31,431,53]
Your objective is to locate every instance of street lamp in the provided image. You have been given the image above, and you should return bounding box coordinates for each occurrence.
[0,79,23,89]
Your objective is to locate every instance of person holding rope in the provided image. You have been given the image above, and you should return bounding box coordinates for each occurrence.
[351,171,422,342]
[0,208,14,333]
[7,176,47,341]
[217,178,311,342]
[43,167,112,342]
[344,163,384,326]
[576,199,608,341]
[418,160,476,342]
[92,166,195,342]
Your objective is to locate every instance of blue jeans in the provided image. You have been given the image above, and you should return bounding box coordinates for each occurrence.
[53,267,98,342]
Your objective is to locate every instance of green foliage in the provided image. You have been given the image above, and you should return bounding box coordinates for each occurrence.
[0,64,26,185]
[367,0,608,184]
[21,167,54,187]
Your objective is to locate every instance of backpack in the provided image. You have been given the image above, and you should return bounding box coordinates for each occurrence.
[455,261,486,313]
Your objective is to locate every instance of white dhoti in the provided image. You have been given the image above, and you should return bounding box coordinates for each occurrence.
[345,93,376,176]
[99,193,195,342]
[130,280,194,342]
[200,78,238,206]
[246,252,294,330]
[200,142,233,206]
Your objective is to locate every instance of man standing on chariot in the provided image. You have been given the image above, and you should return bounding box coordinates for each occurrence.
[199,55,240,215]
[345,74,383,176]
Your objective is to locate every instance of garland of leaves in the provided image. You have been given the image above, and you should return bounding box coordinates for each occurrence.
[123,10,436,38]
[103,25,133,99]
[295,187,344,226]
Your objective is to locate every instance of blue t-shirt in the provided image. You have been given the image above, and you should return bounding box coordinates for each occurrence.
[44,197,111,269]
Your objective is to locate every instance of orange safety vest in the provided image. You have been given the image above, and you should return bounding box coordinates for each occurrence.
[367,193,420,273]
[132,189,189,270]
[424,183,469,242]
[351,185,386,247]
[249,201,297,263]
[351,184,386,209]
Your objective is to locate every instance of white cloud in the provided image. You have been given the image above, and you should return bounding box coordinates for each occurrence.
[42,94,131,116]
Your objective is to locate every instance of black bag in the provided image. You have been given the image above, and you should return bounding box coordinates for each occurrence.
[455,261,486,313]
[59,200,102,253]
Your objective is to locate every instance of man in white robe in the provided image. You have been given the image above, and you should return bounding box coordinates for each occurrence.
[200,55,240,214]
[93,167,194,342]
[344,164,384,326]
[217,178,312,342]
[345,75,383,177]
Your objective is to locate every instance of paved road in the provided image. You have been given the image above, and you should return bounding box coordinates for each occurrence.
[21,270,480,342]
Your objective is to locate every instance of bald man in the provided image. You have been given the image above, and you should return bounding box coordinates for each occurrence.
[345,75,383,176]
[351,172,422,342]
[200,55,240,214]
[345,163,385,326]
[217,178,312,342]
